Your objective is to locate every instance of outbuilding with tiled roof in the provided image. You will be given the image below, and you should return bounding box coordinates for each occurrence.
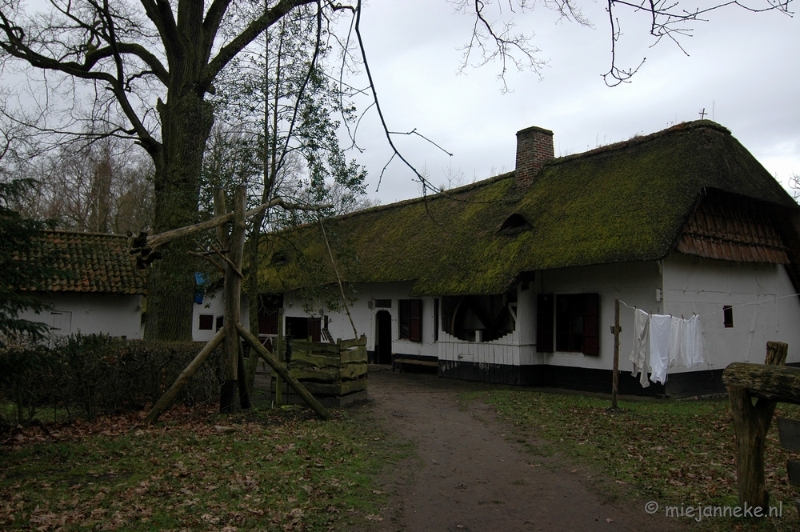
[15,231,146,339]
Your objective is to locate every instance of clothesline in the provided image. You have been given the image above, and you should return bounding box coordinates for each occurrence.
[618,292,800,318]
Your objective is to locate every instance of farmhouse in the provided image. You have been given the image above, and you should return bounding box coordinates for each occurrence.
[258,120,800,396]
[16,231,147,339]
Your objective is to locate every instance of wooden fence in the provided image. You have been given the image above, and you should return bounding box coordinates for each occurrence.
[272,335,368,406]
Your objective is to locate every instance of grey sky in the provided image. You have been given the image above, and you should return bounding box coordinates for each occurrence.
[346,1,800,204]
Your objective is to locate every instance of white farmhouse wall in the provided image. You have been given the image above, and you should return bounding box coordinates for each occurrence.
[535,261,662,371]
[191,288,250,342]
[18,293,144,339]
[662,253,800,369]
[282,282,439,357]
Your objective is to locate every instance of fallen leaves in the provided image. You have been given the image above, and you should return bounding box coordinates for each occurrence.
[0,405,401,531]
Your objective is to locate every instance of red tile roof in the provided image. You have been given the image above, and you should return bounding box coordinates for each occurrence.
[19,231,147,295]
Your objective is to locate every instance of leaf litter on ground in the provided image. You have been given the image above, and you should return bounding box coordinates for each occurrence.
[0,403,407,531]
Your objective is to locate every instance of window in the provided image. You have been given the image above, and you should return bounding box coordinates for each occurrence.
[198,314,214,330]
[399,299,423,342]
[216,316,224,331]
[51,311,72,333]
[285,317,322,342]
[441,292,516,343]
[537,293,599,356]
[374,299,392,308]
[723,305,734,328]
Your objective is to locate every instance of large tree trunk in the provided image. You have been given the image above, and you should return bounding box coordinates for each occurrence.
[144,92,214,341]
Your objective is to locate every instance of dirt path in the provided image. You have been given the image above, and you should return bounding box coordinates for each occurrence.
[355,367,689,532]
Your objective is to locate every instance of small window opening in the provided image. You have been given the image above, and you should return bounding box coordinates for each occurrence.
[198,314,213,330]
[723,306,734,328]
[271,252,288,266]
[499,213,531,235]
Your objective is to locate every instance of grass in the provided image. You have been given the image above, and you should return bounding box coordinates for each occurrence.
[0,404,411,531]
[467,389,800,532]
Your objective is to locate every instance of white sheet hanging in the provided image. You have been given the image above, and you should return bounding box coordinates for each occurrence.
[629,310,704,388]
[649,314,672,385]
[682,315,704,367]
[630,309,650,388]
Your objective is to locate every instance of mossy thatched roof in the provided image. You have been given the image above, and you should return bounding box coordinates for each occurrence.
[260,121,798,296]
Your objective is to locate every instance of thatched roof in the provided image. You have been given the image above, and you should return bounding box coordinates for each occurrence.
[19,231,147,295]
[259,121,798,296]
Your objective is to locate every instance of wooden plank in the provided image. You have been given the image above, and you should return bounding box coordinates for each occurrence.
[787,460,800,488]
[778,418,800,452]
[292,352,341,368]
[290,363,368,382]
[722,364,800,405]
[303,377,368,396]
[341,346,367,364]
[237,323,331,420]
[338,335,367,349]
[292,341,340,354]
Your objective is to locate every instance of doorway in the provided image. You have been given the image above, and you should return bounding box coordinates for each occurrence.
[375,310,392,364]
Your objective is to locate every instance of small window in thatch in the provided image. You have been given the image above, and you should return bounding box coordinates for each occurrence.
[499,213,531,235]
[271,252,288,266]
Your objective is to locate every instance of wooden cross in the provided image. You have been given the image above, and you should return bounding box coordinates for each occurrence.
[699,108,707,119]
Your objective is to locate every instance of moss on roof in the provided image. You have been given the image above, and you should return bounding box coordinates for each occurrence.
[19,231,147,295]
[259,121,798,296]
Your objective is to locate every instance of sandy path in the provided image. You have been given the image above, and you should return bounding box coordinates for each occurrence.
[356,367,689,532]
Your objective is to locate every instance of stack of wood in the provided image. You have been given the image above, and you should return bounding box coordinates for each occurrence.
[273,335,368,406]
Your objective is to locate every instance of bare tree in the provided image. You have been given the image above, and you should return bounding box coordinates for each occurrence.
[12,137,154,234]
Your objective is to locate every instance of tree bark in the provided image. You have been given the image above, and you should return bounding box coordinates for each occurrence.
[144,92,214,341]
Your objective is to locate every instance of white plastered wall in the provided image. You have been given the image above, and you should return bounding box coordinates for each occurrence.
[533,261,662,371]
[191,287,250,342]
[662,253,800,370]
[282,282,439,357]
[18,293,144,339]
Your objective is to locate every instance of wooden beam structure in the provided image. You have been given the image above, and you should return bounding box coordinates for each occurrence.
[723,341,789,511]
[237,323,331,420]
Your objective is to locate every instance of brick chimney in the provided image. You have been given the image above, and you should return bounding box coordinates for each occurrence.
[515,126,554,188]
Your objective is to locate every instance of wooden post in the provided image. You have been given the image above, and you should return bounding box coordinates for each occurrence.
[275,307,284,405]
[237,323,331,420]
[145,328,226,424]
[219,186,249,412]
[610,299,621,410]
[726,341,788,511]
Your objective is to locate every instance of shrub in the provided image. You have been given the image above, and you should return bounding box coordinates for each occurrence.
[0,334,222,424]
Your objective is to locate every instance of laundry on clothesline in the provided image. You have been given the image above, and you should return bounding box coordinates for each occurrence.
[629,311,704,387]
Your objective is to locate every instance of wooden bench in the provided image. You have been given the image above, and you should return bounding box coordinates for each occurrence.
[392,355,438,372]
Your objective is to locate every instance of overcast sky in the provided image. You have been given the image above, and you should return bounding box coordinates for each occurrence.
[344,1,800,205]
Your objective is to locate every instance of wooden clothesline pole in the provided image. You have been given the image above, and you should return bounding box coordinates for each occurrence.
[610,298,621,411]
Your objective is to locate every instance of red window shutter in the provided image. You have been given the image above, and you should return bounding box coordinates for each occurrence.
[582,293,600,356]
[308,318,322,343]
[409,299,422,342]
[536,294,554,353]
